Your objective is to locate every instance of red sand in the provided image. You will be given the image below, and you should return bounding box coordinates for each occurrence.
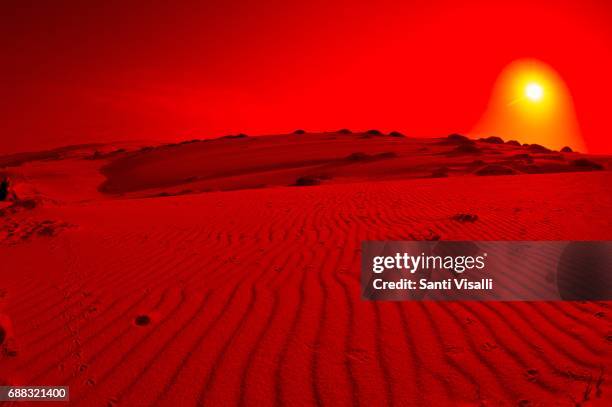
[1,132,611,406]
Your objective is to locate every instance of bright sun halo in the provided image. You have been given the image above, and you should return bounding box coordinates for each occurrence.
[525,82,544,101]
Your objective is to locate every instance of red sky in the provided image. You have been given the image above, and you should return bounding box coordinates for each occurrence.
[2,0,612,153]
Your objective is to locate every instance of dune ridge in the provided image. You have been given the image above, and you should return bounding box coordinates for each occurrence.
[91,132,609,198]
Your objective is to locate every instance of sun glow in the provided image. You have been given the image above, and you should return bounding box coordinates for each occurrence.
[471,59,586,152]
[525,82,543,101]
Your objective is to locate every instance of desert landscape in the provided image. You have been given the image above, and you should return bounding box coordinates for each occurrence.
[1,131,611,405]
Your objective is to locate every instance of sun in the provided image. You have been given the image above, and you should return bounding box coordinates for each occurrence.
[525,82,544,101]
[471,58,587,152]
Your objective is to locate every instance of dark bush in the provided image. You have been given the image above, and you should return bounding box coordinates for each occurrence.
[561,146,573,153]
[440,134,476,147]
[452,144,481,154]
[389,131,406,138]
[366,129,383,136]
[294,176,322,186]
[0,178,9,201]
[134,314,151,326]
[345,152,370,161]
[446,134,471,143]
[475,164,517,176]
[293,129,306,135]
[452,213,479,223]
[572,158,604,170]
[479,136,504,144]
[527,144,551,153]
[431,167,449,178]
[337,129,352,134]
[506,140,521,146]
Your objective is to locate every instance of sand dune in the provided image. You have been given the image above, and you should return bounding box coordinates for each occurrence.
[96,132,609,198]
[0,132,611,406]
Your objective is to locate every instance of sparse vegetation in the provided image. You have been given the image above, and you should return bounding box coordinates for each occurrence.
[509,153,533,164]
[0,177,9,201]
[87,148,127,160]
[527,144,551,153]
[431,167,449,178]
[452,213,479,222]
[0,198,38,217]
[572,158,604,170]
[346,152,370,162]
[134,314,151,326]
[441,134,477,148]
[446,134,471,143]
[452,144,481,154]
[222,134,249,139]
[475,164,517,176]
[294,176,322,186]
[345,151,398,162]
[479,136,504,144]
